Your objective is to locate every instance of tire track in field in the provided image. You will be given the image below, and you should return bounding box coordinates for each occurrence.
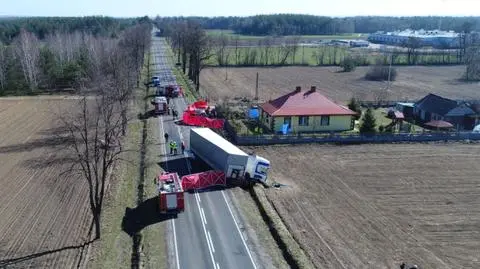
[0,99,92,269]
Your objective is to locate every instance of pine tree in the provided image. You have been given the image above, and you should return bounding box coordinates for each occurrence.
[360,108,376,134]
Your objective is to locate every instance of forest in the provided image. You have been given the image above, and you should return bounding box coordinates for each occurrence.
[0,16,151,95]
[155,15,480,36]
[0,16,150,44]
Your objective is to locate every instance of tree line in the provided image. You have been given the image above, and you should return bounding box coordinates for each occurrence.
[161,20,214,91]
[155,15,480,36]
[0,17,151,95]
[0,16,150,44]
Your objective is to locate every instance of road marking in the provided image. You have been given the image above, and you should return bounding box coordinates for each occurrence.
[194,190,217,268]
[221,191,258,269]
[216,263,221,269]
[172,218,181,269]
[200,207,207,225]
[158,109,179,269]
[207,230,215,253]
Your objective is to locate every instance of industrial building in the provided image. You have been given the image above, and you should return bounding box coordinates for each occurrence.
[368,29,460,49]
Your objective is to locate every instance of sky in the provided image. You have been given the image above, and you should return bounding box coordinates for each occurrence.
[1,0,479,17]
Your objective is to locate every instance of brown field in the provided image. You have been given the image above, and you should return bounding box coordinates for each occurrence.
[244,143,480,268]
[0,98,92,268]
[201,65,479,103]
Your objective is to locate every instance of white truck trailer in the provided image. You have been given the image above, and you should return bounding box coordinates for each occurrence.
[189,128,270,185]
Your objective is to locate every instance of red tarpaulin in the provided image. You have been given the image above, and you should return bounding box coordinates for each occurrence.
[182,100,224,129]
[181,170,226,191]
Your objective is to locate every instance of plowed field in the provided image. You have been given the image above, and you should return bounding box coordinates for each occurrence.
[246,143,480,268]
[0,98,92,269]
[201,65,479,102]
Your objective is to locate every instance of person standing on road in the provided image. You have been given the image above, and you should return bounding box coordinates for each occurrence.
[169,141,174,154]
[181,141,185,154]
[164,132,169,143]
[172,141,178,155]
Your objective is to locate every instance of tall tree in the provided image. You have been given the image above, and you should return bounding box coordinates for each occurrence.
[360,108,377,134]
[0,42,6,91]
[60,80,125,239]
[14,29,40,92]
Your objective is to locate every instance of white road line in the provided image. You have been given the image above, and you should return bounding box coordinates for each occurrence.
[199,206,207,225]
[216,262,221,269]
[200,207,207,225]
[194,190,217,268]
[221,191,258,269]
[172,218,181,269]
[158,110,179,269]
[207,231,216,253]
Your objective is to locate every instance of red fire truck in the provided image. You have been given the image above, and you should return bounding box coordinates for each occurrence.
[156,172,184,213]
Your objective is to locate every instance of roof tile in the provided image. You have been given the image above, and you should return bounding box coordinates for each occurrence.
[260,89,356,116]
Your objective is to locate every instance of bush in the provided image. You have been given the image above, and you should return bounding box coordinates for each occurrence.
[347,97,362,120]
[365,61,397,81]
[340,56,357,72]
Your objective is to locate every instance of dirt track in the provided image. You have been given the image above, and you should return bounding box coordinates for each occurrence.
[244,143,480,268]
[0,98,92,268]
[201,65,479,102]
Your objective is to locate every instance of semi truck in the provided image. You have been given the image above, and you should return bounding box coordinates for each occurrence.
[189,128,270,185]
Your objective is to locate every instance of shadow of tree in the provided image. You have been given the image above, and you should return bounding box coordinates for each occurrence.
[121,196,175,237]
[0,239,95,267]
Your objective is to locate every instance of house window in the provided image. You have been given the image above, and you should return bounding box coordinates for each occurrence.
[320,115,330,126]
[298,116,309,126]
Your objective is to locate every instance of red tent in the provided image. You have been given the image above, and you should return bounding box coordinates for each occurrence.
[181,170,226,191]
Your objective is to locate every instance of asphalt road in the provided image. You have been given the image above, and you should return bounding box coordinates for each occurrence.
[151,35,259,269]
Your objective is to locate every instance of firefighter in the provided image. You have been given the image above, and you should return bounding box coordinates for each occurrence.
[169,141,175,154]
[172,141,178,155]
[181,141,185,154]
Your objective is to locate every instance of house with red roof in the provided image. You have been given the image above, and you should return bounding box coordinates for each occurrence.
[259,86,357,133]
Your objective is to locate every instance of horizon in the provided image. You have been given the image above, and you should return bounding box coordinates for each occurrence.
[1,0,480,18]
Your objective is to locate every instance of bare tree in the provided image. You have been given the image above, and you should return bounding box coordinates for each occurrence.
[312,46,326,65]
[0,42,6,91]
[262,36,274,65]
[14,29,40,92]
[215,34,230,66]
[60,80,126,239]
[290,36,301,64]
[465,45,480,81]
[402,37,422,65]
[234,35,241,65]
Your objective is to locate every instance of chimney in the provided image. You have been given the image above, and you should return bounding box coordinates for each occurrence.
[295,86,301,93]
[310,86,316,92]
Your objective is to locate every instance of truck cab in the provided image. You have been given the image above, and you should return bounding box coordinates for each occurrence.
[245,154,270,184]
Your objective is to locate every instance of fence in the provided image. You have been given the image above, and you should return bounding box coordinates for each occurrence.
[224,121,480,145]
[357,99,480,108]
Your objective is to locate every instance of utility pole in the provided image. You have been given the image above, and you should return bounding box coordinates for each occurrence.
[255,72,259,100]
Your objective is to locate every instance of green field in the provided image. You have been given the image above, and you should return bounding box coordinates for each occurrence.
[207,45,461,67]
[207,46,349,66]
[206,29,366,40]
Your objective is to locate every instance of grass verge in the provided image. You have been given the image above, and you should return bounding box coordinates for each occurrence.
[140,91,167,269]
[250,185,315,269]
[88,115,143,269]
